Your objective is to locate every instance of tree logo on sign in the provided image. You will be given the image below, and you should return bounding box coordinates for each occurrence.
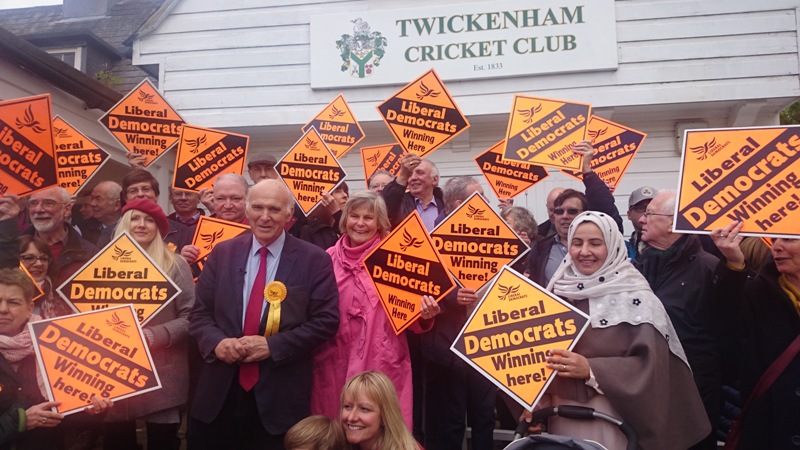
[336,18,387,79]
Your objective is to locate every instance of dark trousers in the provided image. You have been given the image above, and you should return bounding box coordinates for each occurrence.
[424,360,496,450]
[187,382,285,450]
[103,420,180,450]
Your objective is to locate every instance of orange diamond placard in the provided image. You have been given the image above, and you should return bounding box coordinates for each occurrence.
[475,140,549,200]
[560,116,646,190]
[56,232,181,326]
[190,216,251,272]
[0,94,57,196]
[172,124,249,192]
[675,126,800,238]
[302,94,365,159]
[99,79,185,167]
[276,127,347,216]
[360,143,405,189]
[29,305,161,415]
[431,193,529,291]
[52,116,110,195]
[503,95,591,171]
[19,263,45,303]
[377,68,469,158]
[451,266,589,410]
[363,212,455,335]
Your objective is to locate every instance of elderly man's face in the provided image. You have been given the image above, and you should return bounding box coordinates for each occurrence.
[29,189,70,233]
[170,189,201,216]
[639,195,675,250]
[247,181,293,246]
[213,179,247,223]
[91,184,120,224]
[248,163,279,183]
[408,161,437,198]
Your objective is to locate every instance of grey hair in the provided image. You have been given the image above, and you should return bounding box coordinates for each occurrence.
[655,190,677,215]
[95,181,122,200]
[33,186,71,203]
[443,176,480,213]
[214,173,249,193]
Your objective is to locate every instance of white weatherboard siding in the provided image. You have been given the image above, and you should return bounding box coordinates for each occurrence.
[133,0,800,233]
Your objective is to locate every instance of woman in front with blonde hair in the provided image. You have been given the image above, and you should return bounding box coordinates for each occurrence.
[103,198,195,450]
[340,371,419,450]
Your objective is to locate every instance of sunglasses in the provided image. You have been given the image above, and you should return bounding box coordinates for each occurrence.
[553,208,582,216]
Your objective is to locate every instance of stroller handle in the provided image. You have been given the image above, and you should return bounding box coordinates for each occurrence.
[514,405,639,450]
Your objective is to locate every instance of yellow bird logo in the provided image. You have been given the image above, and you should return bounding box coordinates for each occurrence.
[399,229,424,251]
[690,138,716,161]
[466,204,485,219]
[328,105,346,120]
[200,229,224,250]
[106,312,129,329]
[138,90,155,102]
[517,104,542,124]
[185,134,208,154]
[498,284,519,301]
[15,105,46,133]
[53,126,69,137]
[112,246,133,261]
[588,127,608,143]
[415,82,440,101]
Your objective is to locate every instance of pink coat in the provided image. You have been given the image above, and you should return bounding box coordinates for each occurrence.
[310,233,431,429]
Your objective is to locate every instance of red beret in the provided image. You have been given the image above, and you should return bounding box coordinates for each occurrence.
[121,199,170,238]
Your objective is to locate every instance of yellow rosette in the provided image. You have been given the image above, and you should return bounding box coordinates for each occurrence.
[263,281,287,337]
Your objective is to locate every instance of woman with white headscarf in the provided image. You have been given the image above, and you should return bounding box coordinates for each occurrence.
[531,211,710,449]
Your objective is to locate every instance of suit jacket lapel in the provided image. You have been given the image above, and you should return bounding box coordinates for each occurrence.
[233,234,252,330]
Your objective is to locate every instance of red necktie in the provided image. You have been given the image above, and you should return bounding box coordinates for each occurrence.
[239,247,266,391]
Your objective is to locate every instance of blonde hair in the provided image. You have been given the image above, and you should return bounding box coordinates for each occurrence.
[340,371,418,450]
[338,191,391,238]
[284,415,346,450]
[114,209,176,274]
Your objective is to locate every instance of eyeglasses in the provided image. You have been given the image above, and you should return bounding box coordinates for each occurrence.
[642,211,673,219]
[20,254,51,265]
[28,199,64,209]
[553,208,582,216]
[126,186,154,196]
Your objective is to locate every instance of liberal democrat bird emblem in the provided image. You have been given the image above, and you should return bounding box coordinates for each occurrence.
[328,105,346,120]
[498,284,519,301]
[399,229,424,251]
[690,138,716,161]
[184,134,208,154]
[588,127,608,143]
[138,90,155,103]
[365,150,381,167]
[304,136,318,151]
[53,126,69,138]
[517,104,542,124]
[111,246,133,261]
[416,82,440,101]
[15,105,46,133]
[200,229,224,250]
[106,312,129,329]
[466,205,485,219]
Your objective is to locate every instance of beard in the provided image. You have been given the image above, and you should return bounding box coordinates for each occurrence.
[32,217,59,233]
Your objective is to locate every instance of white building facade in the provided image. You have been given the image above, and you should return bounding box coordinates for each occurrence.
[132,0,800,232]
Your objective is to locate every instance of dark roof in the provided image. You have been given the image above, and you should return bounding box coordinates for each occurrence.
[0,0,164,94]
[0,26,122,111]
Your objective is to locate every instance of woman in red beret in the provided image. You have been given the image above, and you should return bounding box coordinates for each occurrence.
[103,198,195,450]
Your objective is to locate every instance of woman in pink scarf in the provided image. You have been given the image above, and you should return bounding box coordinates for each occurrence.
[310,191,440,429]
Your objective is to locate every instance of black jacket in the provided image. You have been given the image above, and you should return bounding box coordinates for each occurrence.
[381,179,446,230]
[22,225,96,287]
[714,260,800,450]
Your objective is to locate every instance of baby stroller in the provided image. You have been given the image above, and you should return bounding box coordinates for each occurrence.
[505,405,638,450]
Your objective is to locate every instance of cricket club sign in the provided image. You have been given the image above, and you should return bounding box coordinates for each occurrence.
[310,0,617,89]
[337,19,388,79]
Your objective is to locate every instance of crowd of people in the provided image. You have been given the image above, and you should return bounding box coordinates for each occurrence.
[0,140,796,450]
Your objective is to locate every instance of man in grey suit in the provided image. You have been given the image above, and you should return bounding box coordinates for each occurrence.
[188,179,339,450]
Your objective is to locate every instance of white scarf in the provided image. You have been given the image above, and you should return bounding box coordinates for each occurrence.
[547,211,688,366]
